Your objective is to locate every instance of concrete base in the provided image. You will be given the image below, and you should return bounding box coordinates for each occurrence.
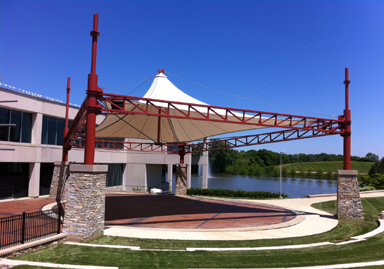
[63,164,108,242]
[175,164,187,196]
[337,170,364,220]
[48,161,69,201]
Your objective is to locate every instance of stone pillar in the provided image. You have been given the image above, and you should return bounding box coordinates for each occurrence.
[175,164,187,195]
[167,164,173,193]
[49,161,69,201]
[63,164,108,242]
[337,170,364,220]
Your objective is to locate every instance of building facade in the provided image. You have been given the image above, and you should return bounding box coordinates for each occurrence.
[0,86,208,200]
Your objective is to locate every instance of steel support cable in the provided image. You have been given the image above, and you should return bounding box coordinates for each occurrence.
[165,71,337,118]
[100,74,155,95]
[97,101,156,143]
[167,108,180,143]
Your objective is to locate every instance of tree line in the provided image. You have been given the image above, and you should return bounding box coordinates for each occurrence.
[207,147,377,179]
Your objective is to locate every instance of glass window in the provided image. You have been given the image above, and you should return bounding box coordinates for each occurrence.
[95,137,125,149]
[22,112,32,143]
[0,162,30,199]
[9,110,22,142]
[56,118,65,146]
[106,164,124,187]
[41,115,48,144]
[41,116,71,146]
[40,163,54,195]
[47,116,57,145]
[0,107,9,141]
[0,108,32,143]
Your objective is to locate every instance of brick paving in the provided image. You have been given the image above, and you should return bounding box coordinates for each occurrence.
[105,194,296,229]
[0,198,54,218]
[0,194,297,230]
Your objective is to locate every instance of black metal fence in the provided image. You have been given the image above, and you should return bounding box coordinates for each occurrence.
[0,208,62,249]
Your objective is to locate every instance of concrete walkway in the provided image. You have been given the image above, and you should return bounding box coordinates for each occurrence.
[104,192,384,240]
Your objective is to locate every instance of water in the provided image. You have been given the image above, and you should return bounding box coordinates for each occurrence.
[189,173,337,198]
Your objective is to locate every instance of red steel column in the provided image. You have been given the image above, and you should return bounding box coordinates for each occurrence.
[62,77,71,162]
[84,14,102,165]
[343,68,351,170]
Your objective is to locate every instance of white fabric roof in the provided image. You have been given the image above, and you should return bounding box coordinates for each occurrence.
[95,72,277,143]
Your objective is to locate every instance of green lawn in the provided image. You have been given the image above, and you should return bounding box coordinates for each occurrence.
[13,197,384,268]
[12,237,384,268]
[283,161,373,175]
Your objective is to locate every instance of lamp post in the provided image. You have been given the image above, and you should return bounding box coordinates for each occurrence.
[280,152,285,198]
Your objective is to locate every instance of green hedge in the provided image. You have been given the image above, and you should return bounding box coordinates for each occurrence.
[187,188,288,198]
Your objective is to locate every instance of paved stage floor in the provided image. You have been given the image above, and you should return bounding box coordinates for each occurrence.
[104,194,298,231]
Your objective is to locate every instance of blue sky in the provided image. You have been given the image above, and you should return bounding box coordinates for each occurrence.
[1,0,383,158]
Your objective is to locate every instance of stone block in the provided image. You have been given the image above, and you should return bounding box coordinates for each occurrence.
[49,161,69,201]
[175,164,187,196]
[63,164,107,242]
[337,170,364,220]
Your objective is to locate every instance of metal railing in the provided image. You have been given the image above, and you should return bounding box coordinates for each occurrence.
[0,208,62,249]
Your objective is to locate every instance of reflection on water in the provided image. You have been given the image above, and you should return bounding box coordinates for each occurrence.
[190,174,337,198]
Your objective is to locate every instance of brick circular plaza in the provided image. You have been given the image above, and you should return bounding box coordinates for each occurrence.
[104,194,299,231]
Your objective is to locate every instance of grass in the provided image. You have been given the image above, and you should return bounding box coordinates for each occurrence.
[13,197,384,268]
[11,237,384,268]
[284,161,373,175]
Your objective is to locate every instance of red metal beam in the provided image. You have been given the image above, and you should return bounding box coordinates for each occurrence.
[99,92,344,134]
[84,14,103,165]
[62,77,71,162]
[63,98,88,151]
[342,68,351,170]
[70,128,338,154]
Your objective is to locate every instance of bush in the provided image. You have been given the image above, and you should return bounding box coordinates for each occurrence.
[316,168,324,179]
[289,167,296,178]
[359,173,384,189]
[282,166,288,177]
[187,188,288,199]
[360,186,375,192]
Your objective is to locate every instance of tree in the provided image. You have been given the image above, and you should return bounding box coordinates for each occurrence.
[209,144,239,173]
[282,166,288,177]
[316,168,324,179]
[366,153,379,162]
[289,167,296,178]
[360,173,384,189]
[368,157,384,177]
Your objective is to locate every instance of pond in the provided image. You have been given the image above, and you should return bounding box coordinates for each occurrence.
[187,173,337,198]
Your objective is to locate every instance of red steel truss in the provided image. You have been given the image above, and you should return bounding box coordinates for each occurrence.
[70,128,337,154]
[62,14,352,169]
[100,92,344,133]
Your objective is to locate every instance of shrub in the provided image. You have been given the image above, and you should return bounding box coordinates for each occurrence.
[316,168,324,179]
[359,173,384,189]
[289,167,297,178]
[187,188,288,198]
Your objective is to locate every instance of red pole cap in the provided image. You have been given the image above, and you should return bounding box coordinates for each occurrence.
[157,69,165,74]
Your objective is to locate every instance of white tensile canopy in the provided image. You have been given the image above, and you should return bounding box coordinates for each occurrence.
[95,72,278,143]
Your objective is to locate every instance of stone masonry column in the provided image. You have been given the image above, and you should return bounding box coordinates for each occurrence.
[337,170,364,220]
[63,164,108,242]
[49,161,69,201]
[175,164,187,195]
